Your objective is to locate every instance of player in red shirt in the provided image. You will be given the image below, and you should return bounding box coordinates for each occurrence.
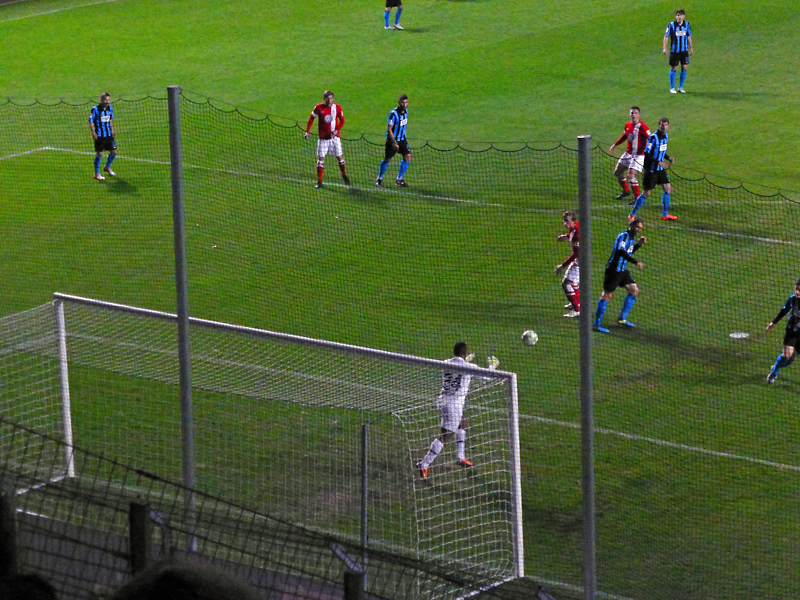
[554,211,580,318]
[608,106,650,203]
[303,90,351,189]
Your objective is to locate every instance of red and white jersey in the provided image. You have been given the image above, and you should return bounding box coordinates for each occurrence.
[565,222,580,264]
[307,103,345,140]
[615,121,650,155]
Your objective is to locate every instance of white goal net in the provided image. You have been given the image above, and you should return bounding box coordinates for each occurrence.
[3,293,524,589]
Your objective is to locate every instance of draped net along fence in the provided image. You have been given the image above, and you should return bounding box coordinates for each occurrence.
[1,91,800,599]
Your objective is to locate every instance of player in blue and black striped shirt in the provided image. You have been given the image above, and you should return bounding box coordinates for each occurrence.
[593,217,647,333]
[87,92,118,180]
[765,279,800,383]
[663,10,693,93]
[629,118,677,221]
[376,94,411,188]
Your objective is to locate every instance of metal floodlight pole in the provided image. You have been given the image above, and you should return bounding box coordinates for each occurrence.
[168,85,196,549]
[577,135,596,600]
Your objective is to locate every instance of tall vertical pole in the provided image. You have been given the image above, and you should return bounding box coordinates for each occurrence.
[360,423,369,590]
[577,135,596,600]
[54,299,75,478]
[168,85,196,550]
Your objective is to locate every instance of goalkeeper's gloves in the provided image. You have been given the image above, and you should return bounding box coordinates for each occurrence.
[487,355,500,370]
[465,353,475,363]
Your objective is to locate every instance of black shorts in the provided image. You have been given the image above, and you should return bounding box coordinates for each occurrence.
[643,169,670,191]
[385,0,402,7]
[783,328,800,349]
[669,52,690,67]
[384,139,410,161]
[603,269,635,294]
[94,137,116,153]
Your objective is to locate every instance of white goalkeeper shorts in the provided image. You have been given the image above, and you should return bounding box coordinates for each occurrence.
[617,152,644,173]
[316,137,343,158]
[437,397,465,432]
[562,261,580,286]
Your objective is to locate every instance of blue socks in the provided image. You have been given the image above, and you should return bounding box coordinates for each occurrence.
[595,299,607,324]
[619,295,636,321]
[94,155,101,174]
[398,159,409,180]
[679,70,687,89]
[384,11,390,27]
[106,154,116,169]
[662,192,671,216]
[669,70,676,89]
[395,8,403,25]
[773,354,791,372]
[378,160,390,179]
[630,194,646,215]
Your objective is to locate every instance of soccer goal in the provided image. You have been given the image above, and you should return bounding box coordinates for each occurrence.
[0,302,75,487]
[4,293,524,588]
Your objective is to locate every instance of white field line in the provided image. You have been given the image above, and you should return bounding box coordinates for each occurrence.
[0,147,50,161]
[37,147,799,222]
[521,414,800,472]
[0,0,116,23]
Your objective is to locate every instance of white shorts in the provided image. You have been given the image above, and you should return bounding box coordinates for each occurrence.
[616,152,644,173]
[316,137,343,158]
[437,396,464,432]
[562,261,580,286]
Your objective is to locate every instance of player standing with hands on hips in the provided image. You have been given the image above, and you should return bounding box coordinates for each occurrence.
[765,280,800,384]
[664,9,693,94]
[417,342,499,481]
[304,91,351,189]
[88,92,117,180]
[376,94,411,187]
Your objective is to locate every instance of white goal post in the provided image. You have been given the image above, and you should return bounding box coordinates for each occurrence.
[5,292,524,588]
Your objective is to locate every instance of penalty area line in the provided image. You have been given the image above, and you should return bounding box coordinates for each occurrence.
[0,0,116,23]
[0,147,51,161]
[521,414,800,472]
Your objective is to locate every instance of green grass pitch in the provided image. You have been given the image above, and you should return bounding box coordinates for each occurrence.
[2,1,800,599]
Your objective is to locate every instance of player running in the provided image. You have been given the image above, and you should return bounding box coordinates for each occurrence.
[608,106,650,202]
[555,211,580,318]
[376,94,411,187]
[417,342,499,481]
[628,118,677,221]
[593,217,646,333]
[304,91,351,189]
[88,92,117,180]
[765,279,800,383]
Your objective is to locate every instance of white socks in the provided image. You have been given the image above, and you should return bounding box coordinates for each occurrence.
[421,438,443,469]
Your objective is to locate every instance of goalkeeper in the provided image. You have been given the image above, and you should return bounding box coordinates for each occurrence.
[765,278,800,384]
[417,342,499,481]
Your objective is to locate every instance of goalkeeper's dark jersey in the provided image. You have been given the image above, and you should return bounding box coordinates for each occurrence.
[773,294,800,332]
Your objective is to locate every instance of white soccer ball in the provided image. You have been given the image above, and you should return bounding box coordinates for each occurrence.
[521,330,539,346]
